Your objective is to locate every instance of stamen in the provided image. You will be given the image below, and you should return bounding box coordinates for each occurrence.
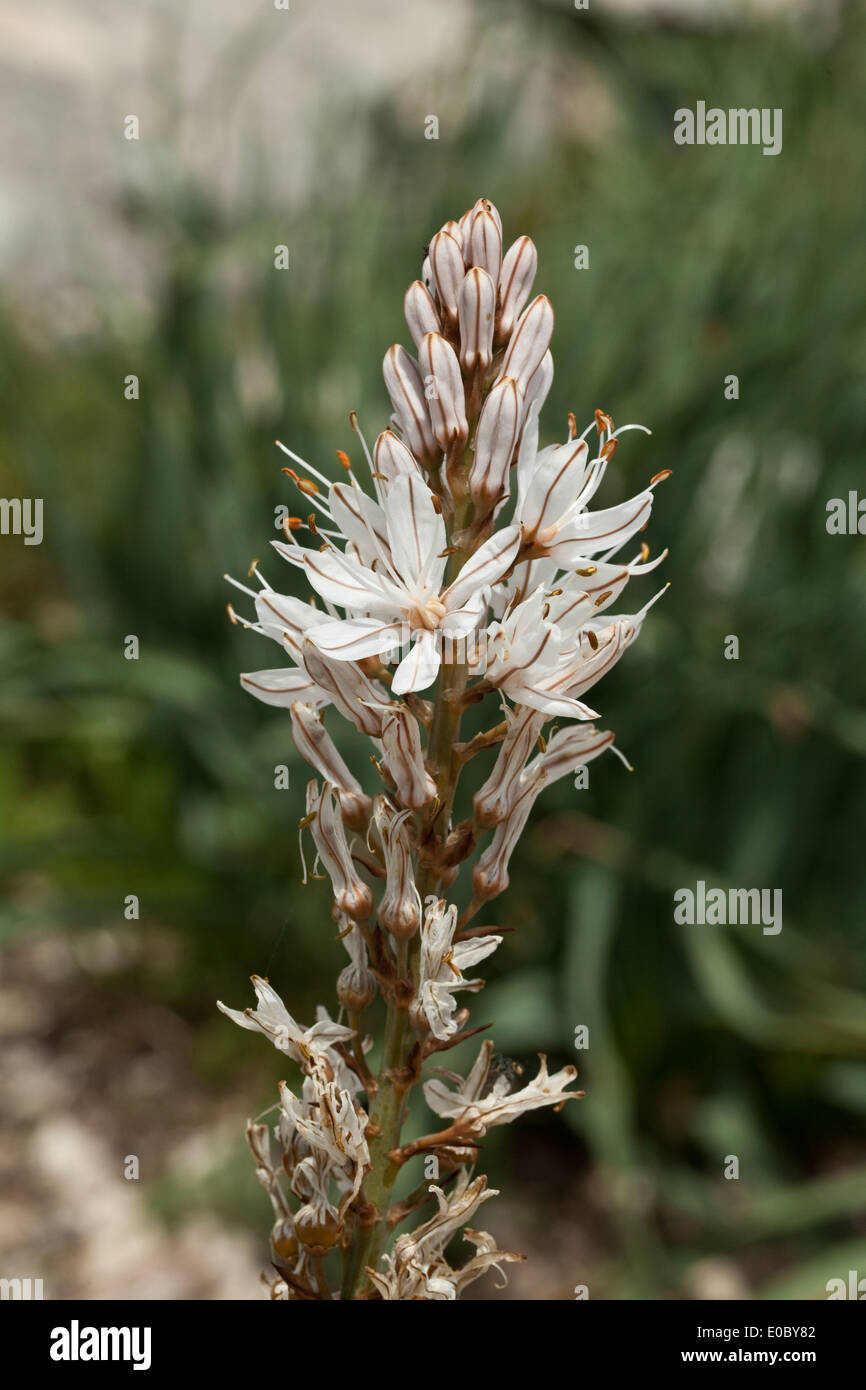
[275,440,334,490]
[650,468,672,486]
[608,423,652,441]
[282,466,320,498]
[609,742,634,773]
[224,573,260,600]
[594,408,614,436]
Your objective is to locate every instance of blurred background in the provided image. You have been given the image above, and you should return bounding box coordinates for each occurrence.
[1,0,865,1300]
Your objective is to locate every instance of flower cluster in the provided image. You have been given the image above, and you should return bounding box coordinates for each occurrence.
[221,197,668,1300]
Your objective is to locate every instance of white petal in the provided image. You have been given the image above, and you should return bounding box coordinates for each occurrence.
[303,548,403,618]
[551,492,653,559]
[443,526,521,611]
[240,668,325,707]
[310,617,406,661]
[386,473,446,587]
[520,439,589,535]
[328,483,391,566]
[255,591,319,655]
[392,629,441,694]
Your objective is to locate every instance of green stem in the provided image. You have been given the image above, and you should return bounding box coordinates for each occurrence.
[340,481,477,1299]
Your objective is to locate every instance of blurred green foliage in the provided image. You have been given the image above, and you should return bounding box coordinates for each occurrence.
[2,0,865,1297]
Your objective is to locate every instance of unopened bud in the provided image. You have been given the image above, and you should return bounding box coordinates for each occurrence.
[469,376,522,507]
[373,429,422,484]
[290,704,371,829]
[524,347,554,417]
[382,344,438,464]
[419,332,468,450]
[337,962,378,1010]
[307,781,374,920]
[471,196,502,239]
[404,279,442,350]
[428,229,464,322]
[380,707,436,809]
[467,206,502,285]
[457,266,496,372]
[497,294,554,397]
[498,235,538,338]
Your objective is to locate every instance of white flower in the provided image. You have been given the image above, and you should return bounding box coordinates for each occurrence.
[411,899,502,1040]
[513,403,658,565]
[280,1068,370,1206]
[304,472,520,694]
[217,975,354,1071]
[367,1172,521,1301]
[424,1042,580,1134]
[484,583,665,721]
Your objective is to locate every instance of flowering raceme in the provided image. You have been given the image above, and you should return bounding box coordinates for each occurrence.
[220,197,668,1301]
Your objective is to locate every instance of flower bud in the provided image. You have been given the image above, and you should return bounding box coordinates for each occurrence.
[469,378,525,508]
[404,279,442,350]
[472,766,546,900]
[467,206,502,285]
[469,376,522,507]
[418,332,468,450]
[457,266,496,372]
[428,229,464,322]
[290,703,370,829]
[469,196,502,239]
[307,780,374,920]
[524,347,554,417]
[337,961,378,1011]
[374,801,423,940]
[456,207,475,254]
[373,429,422,484]
[301,642,386,739]
[498,235,538,338]
[380,707,436,809]
[438,218,463,243]
[382,344,439,464]
[474,707,546,827]
[497,294,554,398]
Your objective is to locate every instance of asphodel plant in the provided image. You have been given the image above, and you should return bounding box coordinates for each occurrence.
[221,198,669,1300]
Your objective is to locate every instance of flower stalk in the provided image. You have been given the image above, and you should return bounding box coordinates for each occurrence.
[220,197,668,1300]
